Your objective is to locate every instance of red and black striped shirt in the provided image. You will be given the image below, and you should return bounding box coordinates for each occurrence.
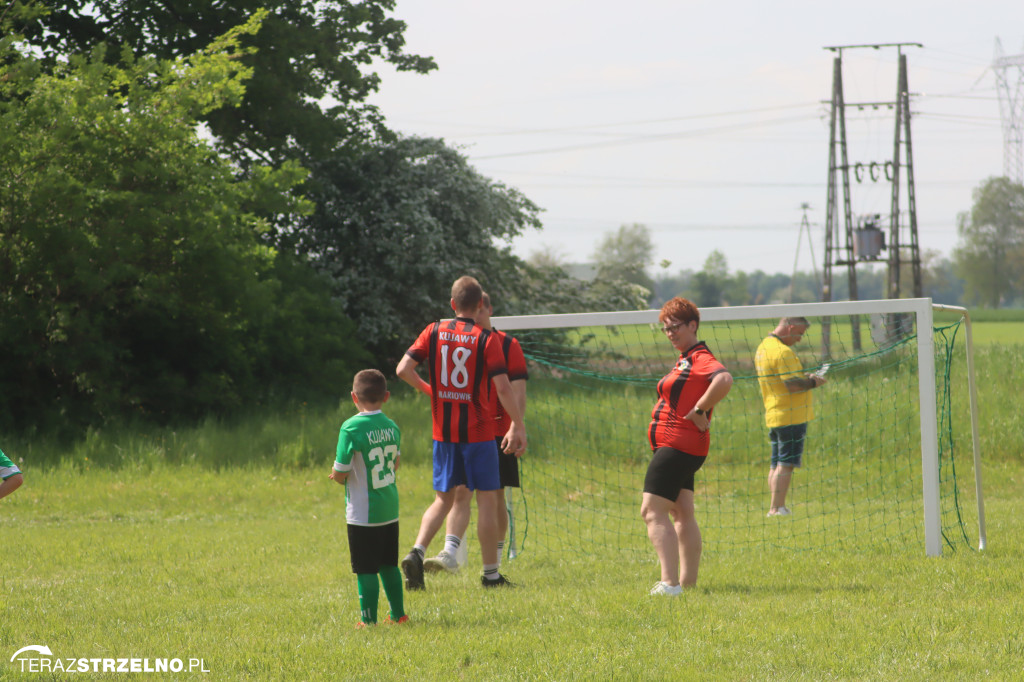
[486,328,528,439]
[407,317,508,443]
[647,342,726,457]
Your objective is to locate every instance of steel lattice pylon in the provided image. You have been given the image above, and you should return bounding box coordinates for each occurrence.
[994,38,1024,185]
[820,43,922,358]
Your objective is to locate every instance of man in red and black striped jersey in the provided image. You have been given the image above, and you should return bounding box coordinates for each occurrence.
[397,276,526,589]
[641,297,732,595]
[423,292,528,575]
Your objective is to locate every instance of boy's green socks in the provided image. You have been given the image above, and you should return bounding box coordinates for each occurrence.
[356,573,379,624]
[379,566,405,620]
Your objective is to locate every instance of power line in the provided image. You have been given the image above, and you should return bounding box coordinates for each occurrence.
[487,169,983,190]
[527,218,959,233]
[384,102,823,138]
[471,114,820,160]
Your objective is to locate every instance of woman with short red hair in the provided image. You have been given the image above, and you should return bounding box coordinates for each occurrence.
[641,297,733,594]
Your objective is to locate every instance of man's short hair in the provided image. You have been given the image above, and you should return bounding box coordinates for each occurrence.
[451,276,483,312]
[482,291,492,309]
[353,369,388,404]
[781,316,811,328]
[659,297,700,330]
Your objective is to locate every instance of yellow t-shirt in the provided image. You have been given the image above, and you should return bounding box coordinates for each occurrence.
[754,335,813,428]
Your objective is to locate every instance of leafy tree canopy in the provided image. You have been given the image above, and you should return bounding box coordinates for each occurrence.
[295,136,541,361]
[9,0,436,164]
[0,12,365,433]
[954,176,1024,308]
[592,222,654,294]
[295,137,649,363]
[685,250,750,307]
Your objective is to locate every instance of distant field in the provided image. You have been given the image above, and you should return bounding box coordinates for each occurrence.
[549,313,1021,372]
[960,321,1024,345]
[933,308,1024,323]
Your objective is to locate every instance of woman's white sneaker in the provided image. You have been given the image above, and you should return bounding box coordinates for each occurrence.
[650,581,683,596]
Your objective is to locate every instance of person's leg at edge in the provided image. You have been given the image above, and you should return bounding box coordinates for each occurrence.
[672,489,701,587]
[641,492,680,586]
[0,473,23,500]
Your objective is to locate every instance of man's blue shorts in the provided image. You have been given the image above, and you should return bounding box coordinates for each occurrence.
[433,440,501,492]
[769,423,808,468]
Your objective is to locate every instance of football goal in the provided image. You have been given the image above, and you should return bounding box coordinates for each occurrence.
[493,298,984,559]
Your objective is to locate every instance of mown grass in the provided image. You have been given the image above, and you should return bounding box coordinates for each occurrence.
[0,321,1021,679]
[2,459,1022,680]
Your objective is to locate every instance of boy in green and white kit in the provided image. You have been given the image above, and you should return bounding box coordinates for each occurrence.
[0,446,24,500]
[328,369,407,628]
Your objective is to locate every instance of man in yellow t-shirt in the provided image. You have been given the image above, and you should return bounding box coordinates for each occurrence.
[754,317,827,517]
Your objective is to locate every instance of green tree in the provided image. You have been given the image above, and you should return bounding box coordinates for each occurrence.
[920,252,965,305]
[953,177,1024,308]
[510,262,649,317]
[10,0,436,164]
[787,271,822,303]
[0,15,364,432]
[295,136,543,361]
[688,250,729,306]
[652,270,694,307]
[526,246,570,271]
[592,223,654,294]
[295,137,650,363]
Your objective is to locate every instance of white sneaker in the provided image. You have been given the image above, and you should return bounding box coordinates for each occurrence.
[423,550,459,574]
[650,581,683,596]
[767,506,792,517]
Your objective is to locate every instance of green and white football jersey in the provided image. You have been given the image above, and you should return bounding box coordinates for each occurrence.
[334,411,400,526]
[0,447,20,479]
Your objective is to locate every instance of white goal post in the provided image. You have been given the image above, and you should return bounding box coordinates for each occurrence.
[493,297,984,557]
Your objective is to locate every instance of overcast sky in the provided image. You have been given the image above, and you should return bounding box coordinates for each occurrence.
[367,1,1024,277]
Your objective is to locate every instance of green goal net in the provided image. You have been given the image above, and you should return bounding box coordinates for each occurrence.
[495,300,982,558]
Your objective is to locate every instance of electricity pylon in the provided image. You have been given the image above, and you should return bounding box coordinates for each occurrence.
[994,38,1024,185]
[821,43,922,357]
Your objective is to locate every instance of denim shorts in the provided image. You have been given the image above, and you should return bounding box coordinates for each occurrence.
[769,423,808,468]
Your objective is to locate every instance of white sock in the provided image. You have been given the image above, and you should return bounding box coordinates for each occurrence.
[443,535,461,555]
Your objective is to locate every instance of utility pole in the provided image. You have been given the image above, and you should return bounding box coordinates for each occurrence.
[888,50,923,302]
[790,203,820,303]
[821,43,922,357]
[993,38,1024,185]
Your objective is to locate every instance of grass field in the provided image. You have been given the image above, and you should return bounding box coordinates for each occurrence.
[3,460,1022,680]
[2,319,1022,680]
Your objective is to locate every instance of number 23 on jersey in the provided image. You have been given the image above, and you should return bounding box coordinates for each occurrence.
[367,444,397,489]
